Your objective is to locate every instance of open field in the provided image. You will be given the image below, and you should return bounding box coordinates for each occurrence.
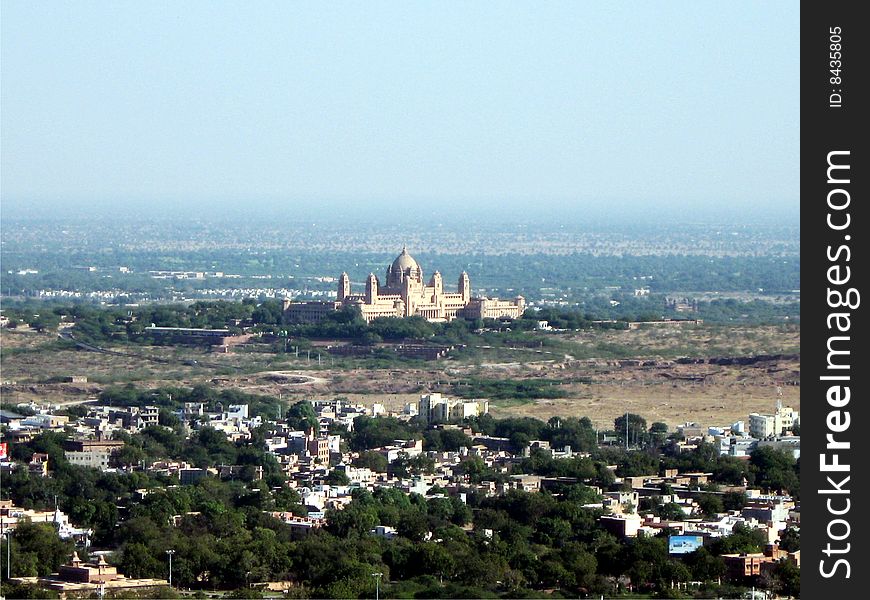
[0,324,799,429]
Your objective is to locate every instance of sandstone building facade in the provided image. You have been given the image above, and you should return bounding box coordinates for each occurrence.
[284,247,525,323]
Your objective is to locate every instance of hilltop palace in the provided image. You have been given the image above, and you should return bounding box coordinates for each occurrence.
[284,247,525,323]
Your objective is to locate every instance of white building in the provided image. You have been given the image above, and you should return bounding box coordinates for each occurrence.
[66,450,112,471]
[749,403,799,439]
[0,501,92,542]
[371,525,398,539]
[418,393,489,424]
[226,404,249,419]
[338,464,374,484]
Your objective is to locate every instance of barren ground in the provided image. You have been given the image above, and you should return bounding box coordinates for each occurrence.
[1,324,799,429]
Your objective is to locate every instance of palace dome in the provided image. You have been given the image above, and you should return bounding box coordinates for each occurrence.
[387,246,422,288]
[390,246,419,273]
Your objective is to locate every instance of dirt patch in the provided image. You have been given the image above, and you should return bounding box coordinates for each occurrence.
[1,324,799,430]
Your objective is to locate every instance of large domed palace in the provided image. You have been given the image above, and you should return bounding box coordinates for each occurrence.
[283,247,525,323]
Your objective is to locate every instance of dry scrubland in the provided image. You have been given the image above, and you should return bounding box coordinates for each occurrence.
[1,324,799,429]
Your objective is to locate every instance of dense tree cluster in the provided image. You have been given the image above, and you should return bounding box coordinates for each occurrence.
[423,429,473,452]
[660,442,800,498]
[451,378,568,401]
[467,414,599,453]
[3,300,285,345]
[348,416,422,452]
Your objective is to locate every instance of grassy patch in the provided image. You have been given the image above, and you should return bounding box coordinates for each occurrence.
[451,377,569,401]
[0,338,74,360]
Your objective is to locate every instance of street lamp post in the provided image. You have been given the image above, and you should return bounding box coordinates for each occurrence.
[165,549,175,588]
[4,530,11,580]
[371,572,383,600]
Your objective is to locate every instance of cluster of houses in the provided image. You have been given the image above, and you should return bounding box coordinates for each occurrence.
[671,399,800,460]
[598,477,800,585]
[596,469,798,543]
[0,392,800,590]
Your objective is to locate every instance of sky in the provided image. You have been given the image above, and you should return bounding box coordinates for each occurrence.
[0,1,800,223]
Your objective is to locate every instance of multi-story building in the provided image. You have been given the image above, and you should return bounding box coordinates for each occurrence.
[66,449,113,470]
[722,553,772,580]
[284,247,525,323]
[749,402,799,439]
[307,436,331,466]
[418,393,488,424]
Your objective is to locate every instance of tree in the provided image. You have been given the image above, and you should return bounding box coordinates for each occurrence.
[397,510,429,542]
[11,431,69,470]
[778,526,800,552]
[750,446,799,494]
[113,444,146,468]
[696,493,724,517]
[326,470,351,486]
[119,542,165,580]
[509,432,531,454]
[449,497,472,526]
[711,523,767,555]
[358,331,383,346]
[771,559,800,597]
[0,582,60,599]
[614,414,647,448]
[354,451,388,473]
[325,505,377,538]
[12,522,75,576]
[683,547,725,582]
[616,451,659,477]
[351,416,421,451]
[710,493,741,515]
[650,422,668,434]
[649,422,669,446]
[424,429,472,452]
[274,487,307,514]
[543,416,598,453]
[655,503,686,521]
[285,401,319,434]
[28,313,61,332]
[390,453,435,478]
[455,456,488,483]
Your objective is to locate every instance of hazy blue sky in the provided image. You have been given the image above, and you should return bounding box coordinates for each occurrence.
[1,1,799,221]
